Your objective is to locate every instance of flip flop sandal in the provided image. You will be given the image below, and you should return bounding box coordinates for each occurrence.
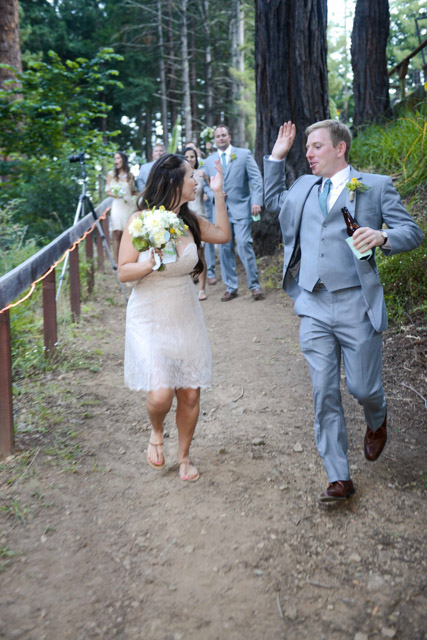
[147,441,165,469]
[179,459,200,482]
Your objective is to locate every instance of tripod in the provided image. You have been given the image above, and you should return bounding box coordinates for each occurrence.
[56,155,128,302]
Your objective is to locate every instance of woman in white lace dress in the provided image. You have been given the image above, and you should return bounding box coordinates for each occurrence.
[106,151,136,264]
[183,146,210,301]
[118,154,230,482]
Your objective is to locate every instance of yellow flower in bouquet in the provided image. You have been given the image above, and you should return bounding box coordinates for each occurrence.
[128,206,187,268]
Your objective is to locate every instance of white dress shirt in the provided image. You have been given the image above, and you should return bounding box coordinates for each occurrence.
[219,145,232,166]
[320,166,350,211]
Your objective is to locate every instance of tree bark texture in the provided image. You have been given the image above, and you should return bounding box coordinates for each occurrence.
[181,0,193,142]
[202,0,213,127]
[351,0,390,128]
[166,0,178,129]
[0,0,22,89]
[230,0,245,147]
[254,0,329,255]
[189,14,198,142]
[157,0,169,146]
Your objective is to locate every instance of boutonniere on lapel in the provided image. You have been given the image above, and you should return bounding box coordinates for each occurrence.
[346,177,370,202]
[230,153,237,162]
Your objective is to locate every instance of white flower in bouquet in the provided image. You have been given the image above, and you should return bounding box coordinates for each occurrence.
[110,182,125,199]
[200,127,214,144]
[128,206,187,269]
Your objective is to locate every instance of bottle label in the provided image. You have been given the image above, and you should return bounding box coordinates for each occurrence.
[345,236,372,261]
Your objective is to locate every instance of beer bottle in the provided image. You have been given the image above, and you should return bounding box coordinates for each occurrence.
[341,206,359,236]
[341,206,372,260]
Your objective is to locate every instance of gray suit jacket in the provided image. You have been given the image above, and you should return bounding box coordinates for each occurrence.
[203,147,263,221]
[264,158,423,332]
[136,161,154,193]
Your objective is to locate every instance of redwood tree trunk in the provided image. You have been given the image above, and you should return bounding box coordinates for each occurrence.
[254,0,329,255]
[351,0,390,128]
[0,0,22,89]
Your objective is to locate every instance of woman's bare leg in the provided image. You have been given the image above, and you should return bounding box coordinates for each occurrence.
[146,388,174,467]
[175,387,200,480]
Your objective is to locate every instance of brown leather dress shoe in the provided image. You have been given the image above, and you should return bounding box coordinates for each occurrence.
[251,287,264,300]
[364,412,387,461]
[319,479,355,503]
[221,291,238,301]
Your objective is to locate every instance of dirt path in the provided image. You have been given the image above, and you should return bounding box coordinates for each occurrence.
[1,262,426,640]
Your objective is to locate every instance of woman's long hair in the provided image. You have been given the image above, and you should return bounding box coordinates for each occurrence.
[137,153,204,276]
[182,146,199,169]
[114,151,135,189]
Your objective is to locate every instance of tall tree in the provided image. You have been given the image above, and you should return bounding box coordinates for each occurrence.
[0,0,22,89]
[254,0,329,182]
[254,0,329,254]
[230,0,246,145]
[157,0,169,145]
[201,0,213,127]
[180,0,192,142]
[351,0,390,128]
[388,0,426,95]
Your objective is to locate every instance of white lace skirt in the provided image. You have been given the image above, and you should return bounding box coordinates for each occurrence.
[124,271,213,391]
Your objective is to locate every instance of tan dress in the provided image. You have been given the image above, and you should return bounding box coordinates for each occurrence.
[106,173,135,231]
[124,240,212,391]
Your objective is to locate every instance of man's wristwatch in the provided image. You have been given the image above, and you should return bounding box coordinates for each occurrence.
[380,230,388,245]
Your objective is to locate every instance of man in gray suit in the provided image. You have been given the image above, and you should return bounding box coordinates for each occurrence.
[264,120,423,502]
[136,143,165,192]
[204,124,264,300]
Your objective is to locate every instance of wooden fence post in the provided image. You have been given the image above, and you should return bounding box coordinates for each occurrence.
[69,246,81,321]
[85,231,95,294]
[42,269,57,354]
[0,310,14,458]
[104,214,111,254]
[96,228,104,272]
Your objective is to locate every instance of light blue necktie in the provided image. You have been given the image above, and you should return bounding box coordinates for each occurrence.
[221,152,227,173]
[319,178,332,217]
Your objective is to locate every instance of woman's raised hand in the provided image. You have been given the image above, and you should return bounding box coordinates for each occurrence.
[210,158,224,195]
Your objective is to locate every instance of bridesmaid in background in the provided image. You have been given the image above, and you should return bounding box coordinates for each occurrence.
[106,151,137,264]
[183,146,211,301]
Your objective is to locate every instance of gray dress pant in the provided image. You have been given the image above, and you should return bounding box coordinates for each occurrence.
[294,285,387,483]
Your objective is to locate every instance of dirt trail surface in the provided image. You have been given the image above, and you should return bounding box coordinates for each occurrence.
[1,262,426,640]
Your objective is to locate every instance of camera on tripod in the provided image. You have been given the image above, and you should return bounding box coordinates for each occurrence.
[68,152,86,164]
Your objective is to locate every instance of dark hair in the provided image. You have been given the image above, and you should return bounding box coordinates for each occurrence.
[137,153,204,276]
[113,151,135,188]
[182,146,199,169]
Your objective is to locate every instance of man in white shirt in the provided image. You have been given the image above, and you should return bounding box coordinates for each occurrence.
[203,125,264,300]
[264,120,422,503]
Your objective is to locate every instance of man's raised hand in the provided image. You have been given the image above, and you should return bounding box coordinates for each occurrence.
[271,121,296,160]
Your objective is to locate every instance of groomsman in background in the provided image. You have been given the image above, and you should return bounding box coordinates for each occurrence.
[136,143,165,192]
[203,124,264,300]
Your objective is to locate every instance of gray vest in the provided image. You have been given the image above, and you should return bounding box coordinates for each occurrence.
[298,184,361,292]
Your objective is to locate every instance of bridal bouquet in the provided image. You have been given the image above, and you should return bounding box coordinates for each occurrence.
[128,206,187,270]
[110,182,125,199]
